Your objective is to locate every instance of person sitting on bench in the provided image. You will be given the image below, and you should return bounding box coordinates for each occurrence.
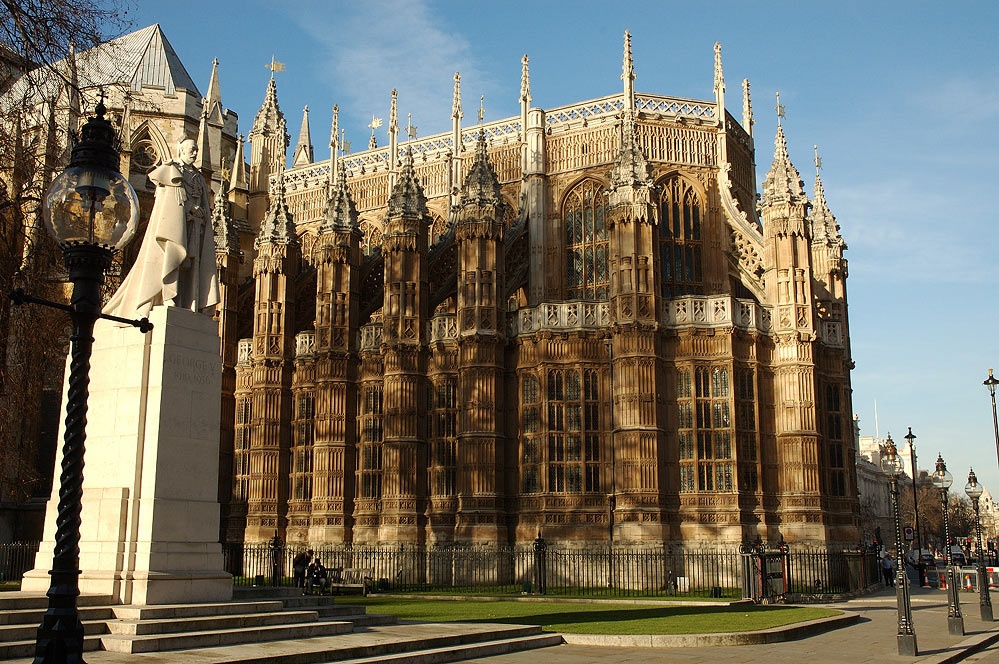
[305,557,330,595]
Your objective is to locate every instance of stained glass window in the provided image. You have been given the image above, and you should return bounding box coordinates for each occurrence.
[660,177,704,297]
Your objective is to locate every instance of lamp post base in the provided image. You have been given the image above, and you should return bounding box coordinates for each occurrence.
[981,604,994,622]
[948,616,965,636]
[897,633,918,657]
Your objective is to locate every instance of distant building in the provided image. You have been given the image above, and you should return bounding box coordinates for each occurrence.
[4,27,859,550]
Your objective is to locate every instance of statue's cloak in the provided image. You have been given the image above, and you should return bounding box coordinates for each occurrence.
[103,163,219,320]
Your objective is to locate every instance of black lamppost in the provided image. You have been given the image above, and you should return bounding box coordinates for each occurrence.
[965,468,993,622]
[985,369,999,472]
[932,453,965,636]
[882,434,918,656]
[905,427,925,587]
[17,99,144,664]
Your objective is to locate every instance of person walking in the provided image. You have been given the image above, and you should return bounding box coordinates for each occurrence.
[882,553,895,586]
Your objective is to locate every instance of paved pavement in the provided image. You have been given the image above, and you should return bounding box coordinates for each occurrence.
[464,585,999,664]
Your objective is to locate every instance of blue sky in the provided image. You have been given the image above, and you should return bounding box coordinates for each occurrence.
[131,1,999,494]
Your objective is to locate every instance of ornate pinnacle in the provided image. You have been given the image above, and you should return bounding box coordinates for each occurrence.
[742,78,754,137]
[390,88,398,134]
[452,72,463,120]
[520,54,531,104]
[622,31,635,114]
[713,42,724,95]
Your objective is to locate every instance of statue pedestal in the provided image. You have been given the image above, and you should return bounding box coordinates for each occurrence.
[23,306,232,604]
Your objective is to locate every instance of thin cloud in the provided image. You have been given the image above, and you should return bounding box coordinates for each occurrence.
[287,1,487,147]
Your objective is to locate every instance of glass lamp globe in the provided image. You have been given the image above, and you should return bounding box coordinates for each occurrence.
[966,469,984,500]
[931,454,953,490]
[42,100,138,250]
[880,435,904,478]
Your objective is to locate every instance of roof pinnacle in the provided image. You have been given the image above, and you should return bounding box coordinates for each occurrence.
[520,54,531,104]
[452,72,463,120]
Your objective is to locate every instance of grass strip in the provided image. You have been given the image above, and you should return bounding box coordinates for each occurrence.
[351,597,839,635]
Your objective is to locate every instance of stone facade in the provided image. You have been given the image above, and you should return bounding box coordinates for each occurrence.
[224,34,858,549]
[4,27,859,549]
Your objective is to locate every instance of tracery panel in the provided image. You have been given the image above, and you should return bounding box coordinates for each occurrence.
[659,176,704,298]
[564,180,609,300]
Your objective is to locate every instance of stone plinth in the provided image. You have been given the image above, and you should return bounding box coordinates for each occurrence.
[23,306,232,604]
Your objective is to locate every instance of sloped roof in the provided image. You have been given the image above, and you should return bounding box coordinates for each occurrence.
[4,24,200,105]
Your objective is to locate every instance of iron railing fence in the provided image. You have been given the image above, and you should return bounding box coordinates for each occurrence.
[220,541,880,599]
[0,542,39,583]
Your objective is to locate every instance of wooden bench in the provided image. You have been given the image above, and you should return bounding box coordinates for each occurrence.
[329,567,373,595]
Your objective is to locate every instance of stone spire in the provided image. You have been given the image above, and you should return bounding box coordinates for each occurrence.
[213,174,240,255]
[255,165,298,247]
[387,148,428,219]
[322,160,358,234]
[520,54,531,106]
[248,75,289,206]
[622,30,635,116]
[292,105,314,167]
[713,42,725,127]
[389,89,399,186]
[760,106,807,209]
[196,102,213,180]
[452,71,463,121]
[460,130,502,206]
[810,145,842,246]
[328,104,339,191]
[206,57,222,107]
[230,133,247,194]
[742,78,755,138]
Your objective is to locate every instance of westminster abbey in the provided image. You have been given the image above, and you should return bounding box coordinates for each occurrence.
[3,27,858,548]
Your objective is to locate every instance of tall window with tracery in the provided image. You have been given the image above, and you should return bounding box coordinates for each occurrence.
[823,383,847,497]
[564,180,609,299]
[735,367,759,492]
[521,374,540,493]
[677,366,734,492]
[431,378,458,496]
[546,368,601,493]
[290,393,314,501]
[357,386,383,499]
[233,397,252,500]
[659,177,704,297]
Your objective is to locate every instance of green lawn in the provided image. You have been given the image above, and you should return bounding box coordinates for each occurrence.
[351,597,839,635]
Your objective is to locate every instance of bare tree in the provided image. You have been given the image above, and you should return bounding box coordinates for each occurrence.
[0,0,132,537]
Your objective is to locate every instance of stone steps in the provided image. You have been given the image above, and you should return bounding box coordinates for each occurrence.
[101,618,355,653]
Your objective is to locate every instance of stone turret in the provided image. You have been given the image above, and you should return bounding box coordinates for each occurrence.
[375,149,430,544]
[453,132,507,543]
[307,159,363,543]
[248,76,289,231]
[245,167,300,542]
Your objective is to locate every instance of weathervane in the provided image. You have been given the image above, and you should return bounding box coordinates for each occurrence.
[406,113,418,140]
[814,145,822,173]
[774,91,785,126]
[478,95,485,123]
[265,55,285,78]
[368,116,382,149]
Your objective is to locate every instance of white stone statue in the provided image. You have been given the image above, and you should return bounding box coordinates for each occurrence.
[103,138,220,320]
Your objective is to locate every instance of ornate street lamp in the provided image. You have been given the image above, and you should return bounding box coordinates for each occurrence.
[905,427,926,587]
[882,434,918,656]
[14,98,147,664]
[985,369,999,471]
[965,468,993,622]
[931,453,964,636]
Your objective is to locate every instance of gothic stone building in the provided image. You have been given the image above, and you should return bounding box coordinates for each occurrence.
[4,27,857,549]
[222,34,857,550]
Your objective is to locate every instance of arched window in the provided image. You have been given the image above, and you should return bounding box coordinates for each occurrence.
[564,180,608,299]
[660,177,704,297]
[677,365,733,492]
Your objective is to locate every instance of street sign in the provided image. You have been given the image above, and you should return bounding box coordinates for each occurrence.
[904,526,914,541]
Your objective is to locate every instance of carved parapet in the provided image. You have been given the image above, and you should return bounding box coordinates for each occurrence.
[359,323,383,351]
[237,338,253,366]
[661,295,772,334]
[295,331,316,358]
[514,301,611,335]
[430,314,458,343]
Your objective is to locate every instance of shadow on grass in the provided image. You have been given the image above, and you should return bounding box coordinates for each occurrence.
[458,604,795,627]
